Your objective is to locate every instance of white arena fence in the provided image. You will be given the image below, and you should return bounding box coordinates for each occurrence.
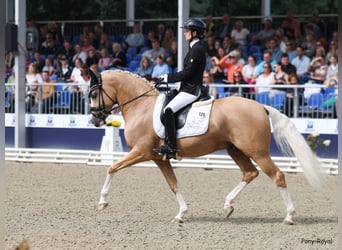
[5,148,338,175]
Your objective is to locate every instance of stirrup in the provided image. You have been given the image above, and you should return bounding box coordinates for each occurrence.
[153,145,178,160]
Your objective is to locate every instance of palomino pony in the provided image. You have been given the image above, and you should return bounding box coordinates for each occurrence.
[89,70,324,225]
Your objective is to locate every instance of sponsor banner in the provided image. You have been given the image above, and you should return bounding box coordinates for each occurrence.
[5,114,336,134]
[5,114,125,129]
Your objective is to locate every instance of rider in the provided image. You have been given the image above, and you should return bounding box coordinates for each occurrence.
[153,17,207,160]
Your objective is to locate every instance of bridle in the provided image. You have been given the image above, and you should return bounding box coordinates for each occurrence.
[88,70,156,122]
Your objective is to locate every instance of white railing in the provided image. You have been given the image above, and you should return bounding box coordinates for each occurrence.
[5,147,338,175]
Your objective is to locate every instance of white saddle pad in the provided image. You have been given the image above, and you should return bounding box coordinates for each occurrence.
[153,94,214,139]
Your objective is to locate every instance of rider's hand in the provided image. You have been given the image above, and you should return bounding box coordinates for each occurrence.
[159,74,168,83]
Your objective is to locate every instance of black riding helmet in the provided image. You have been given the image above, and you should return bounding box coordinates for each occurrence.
[181,17,206,39]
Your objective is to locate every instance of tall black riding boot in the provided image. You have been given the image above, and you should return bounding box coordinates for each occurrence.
[153,108,177,159]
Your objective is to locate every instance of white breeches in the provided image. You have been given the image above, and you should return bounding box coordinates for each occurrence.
[164,91,200,113]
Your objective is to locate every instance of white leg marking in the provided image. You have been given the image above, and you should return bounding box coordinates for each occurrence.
[224,181,247,209]
[279,187,296,224]
[174,189,188,221]
[99,174,113,204]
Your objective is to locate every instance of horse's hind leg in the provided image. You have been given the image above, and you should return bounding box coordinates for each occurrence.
[254,156,296,225]
[224,145,259,218]
[153,159,187,223]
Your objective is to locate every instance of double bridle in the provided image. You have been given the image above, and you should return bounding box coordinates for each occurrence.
[88,71,156,122]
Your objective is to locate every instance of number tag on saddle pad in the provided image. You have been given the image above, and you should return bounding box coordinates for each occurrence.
[153,93,214,139]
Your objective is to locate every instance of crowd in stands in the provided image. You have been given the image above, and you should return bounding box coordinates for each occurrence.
[4,11,338,117]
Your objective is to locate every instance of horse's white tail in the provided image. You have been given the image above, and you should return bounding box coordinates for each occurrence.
[264,105,326,189]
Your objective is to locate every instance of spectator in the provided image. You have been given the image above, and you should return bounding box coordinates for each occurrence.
[280,53,297,75]
[72,43,87,65]
[255,62,275,94]
[57,39,75,63]
[291,45,311,79]
[42,57,56,76]
[284,40,297,62]
[285,73,302,117]
[270,62,288,100]
[162,28,176,53]
[98,48,112,70]
[255,50,277,75]
[86,48,100,67]
[230,71,249,97]
[326,54,338,79]
[202,70,217,98]
[156,23,166,44]
[222,34,239,54]
[307,55,328,84]
[109,42,126,68]
[146,31,157,49]
[301,31,316,58]
[242,55,258,92]
[35,70,56,113]
[32,51,45,72]
[47,22,61,44]
[217,13,233,41]
[56,55,73,82]
[275,27,288,53]
[325,41,338,64]
[39,32,58,56]
[125,24,145,52]
[218,49,243,84]
[210,56,225,83]
[151,55,170,78]
[267,37,283,63]
[81,36,96,54]
[142,39,166,63]
[293,29,305,47]
[76,65,93,113]
[204,16,216,42]
[323,72,338,118]
[252,16,275,49]
[231,20,250,46]
[286,11,300,34]
[98,32,112,54]
[26,62,43,112]
[166,40,178,70]
[70,58,84,83]
[137,56,153,80]
[70,58,86,113]
[205,35,217,57]
[280,18,295,42]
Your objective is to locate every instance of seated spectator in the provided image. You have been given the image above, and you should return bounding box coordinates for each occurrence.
[291,45,311,79]
[137,56,153,80]
[57,39,75,62]
[231,20,250,46]
[251,16,275,49]
[72,43,87,65]
[267,37,282,63]
[275,27,287,53]
[146,30,157,49]
[255,62,275,94]
[142,39,166,63]
[109,42,126,68]
[42,57,56,76]
[326,54,338,79]
[205,35,217,57]
[151,55,170,78]
[98,32,112,54]
[26,62,43,112]
[301,31,316,58]
[98,48,112,70]
[242,55,258,92]
[202,70,217,98]
[125,24,145,52]
[217,14,233,41]
[222,34,239,54]
[218,50,243,84]
[326,40,338,64]
[70,58,84,83]
[216,47,226,60]
[210,56,225,83]
[166,40,178,70]
[204,16,216,42]
[285,73,303,117]
[35,70,56,113]
[56,55,73,83]
[86,48,100,67]
[156,23,166,44]
[284,41,297,62]
[230,71,249,97]
[255,50,277,75]
[39,32,59,56]
[162,28,176,53]
[280,53,297,75]
[270,62,289,100]
[307,55,328,84]
[32,51,45,72]
[81,36,96,54]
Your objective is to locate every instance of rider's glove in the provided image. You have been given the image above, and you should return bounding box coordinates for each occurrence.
[159,74,168,83]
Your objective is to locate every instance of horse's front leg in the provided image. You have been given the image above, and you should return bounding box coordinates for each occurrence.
[153,159,188,223]
[98,150,146,210]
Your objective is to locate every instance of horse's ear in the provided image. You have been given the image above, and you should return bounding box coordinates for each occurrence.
[89,69,102,87]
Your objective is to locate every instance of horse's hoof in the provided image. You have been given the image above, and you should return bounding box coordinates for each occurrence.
[172,217,184,223]
[98,203,108,210]
[283,219,295,225]
[224,206,234,218]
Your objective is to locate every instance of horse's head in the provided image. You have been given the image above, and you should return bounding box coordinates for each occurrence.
[88,70,117,127]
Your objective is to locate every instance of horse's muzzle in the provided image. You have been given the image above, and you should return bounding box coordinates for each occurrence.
[91,115,106,127]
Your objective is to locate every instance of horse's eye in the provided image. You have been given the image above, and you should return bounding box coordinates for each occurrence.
[90,92,98,99]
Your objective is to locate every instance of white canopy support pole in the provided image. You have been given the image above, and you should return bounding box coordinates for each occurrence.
[177,0,189,72]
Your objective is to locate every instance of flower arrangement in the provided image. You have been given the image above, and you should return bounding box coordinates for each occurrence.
[105,119,121,127]
[306,130,331,152]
